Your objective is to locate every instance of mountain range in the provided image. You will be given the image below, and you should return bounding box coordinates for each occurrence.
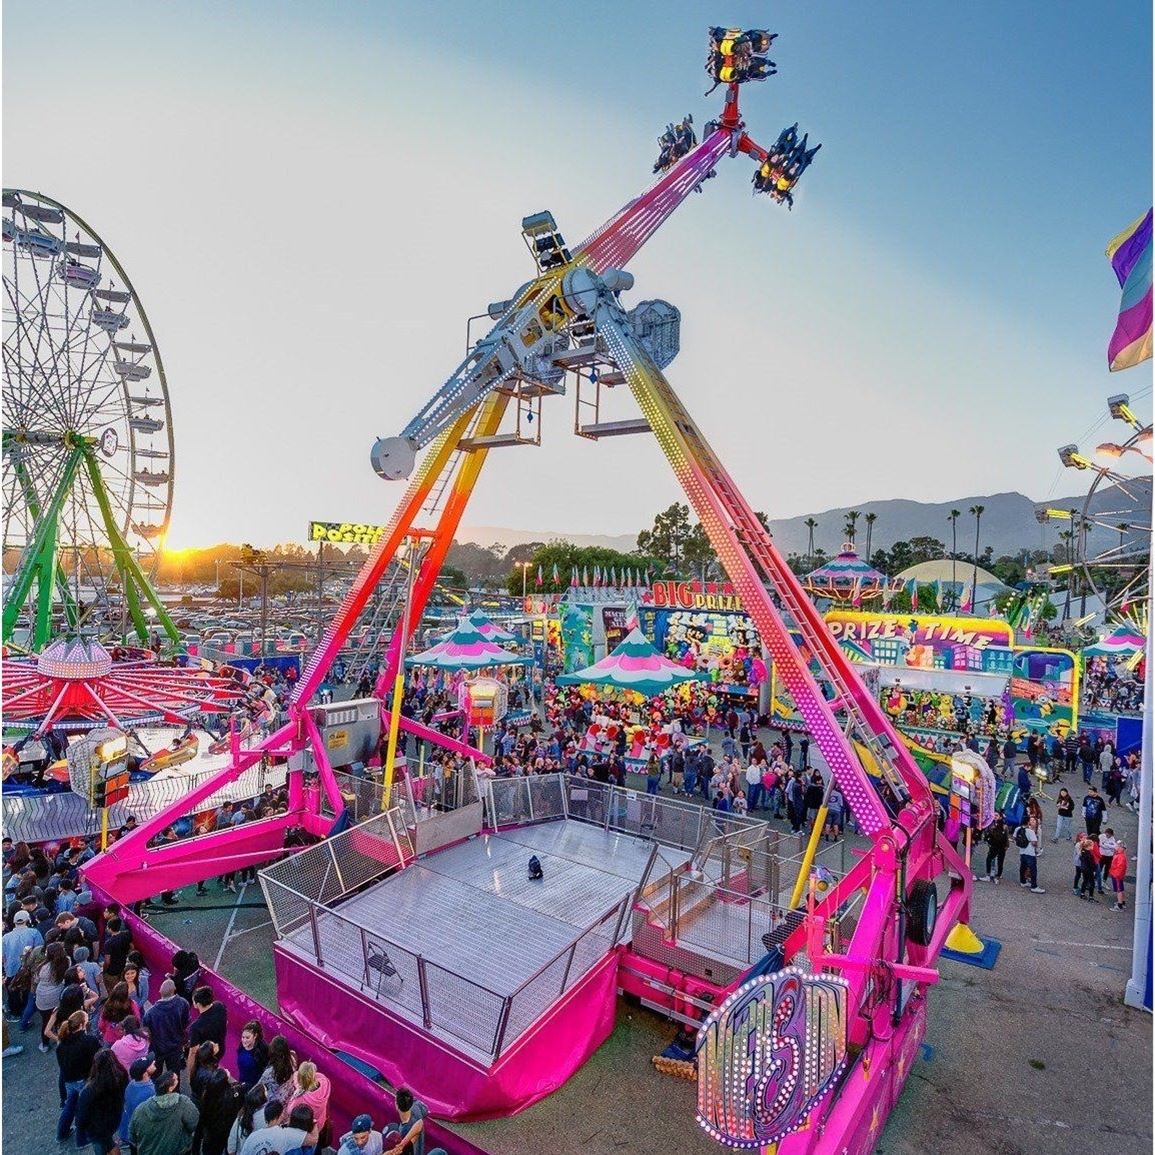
[457,488,1098,560]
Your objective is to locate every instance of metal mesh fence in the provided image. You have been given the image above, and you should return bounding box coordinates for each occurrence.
[1,759,290,844]
[259,809,410,935]
[503,895,628,1045]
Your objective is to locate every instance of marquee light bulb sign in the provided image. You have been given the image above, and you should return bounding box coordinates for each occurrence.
[696,968,849,1148]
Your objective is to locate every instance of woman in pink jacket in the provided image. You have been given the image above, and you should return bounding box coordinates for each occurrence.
[285,1060,331,1143]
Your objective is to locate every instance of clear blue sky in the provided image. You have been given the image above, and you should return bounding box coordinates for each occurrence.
[4,1,1152,547]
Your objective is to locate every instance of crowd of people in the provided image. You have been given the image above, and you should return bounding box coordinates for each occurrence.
[2,834,442,1153]
[974,734,1137,909]
[1081,660,1144,716]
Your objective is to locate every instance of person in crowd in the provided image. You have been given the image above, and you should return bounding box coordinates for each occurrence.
[1098,828,1118,896]
[71,944,106,1000]
[236,1020,270,1091]
[130,1069,200,1155]
[824,787,844,841]
[980,812,1010,884]
[187,985,228,1076]
[258,1034,298,1110]
[384,1087,434,1155]
[170,950,204,1002]
[77,1047,129,1155]
[227,1085,268,1155]
[1109,839,1129,912]
[46,967,99,1038]
[111,1014,152,1071]
[240,1102,314,1155]
[1077,835,1098,902]
[99,979,141,1044]
[285,1059,332,1143]
[1082,787,1106,837]
[101,916,134,982]
[143,979,190,1077]
[120,1054,158,1147]
[123,955,150,1010]
[339,1112,386,1155]
[56,1009,102,1144]
[33,940,70,1051]
[1053,788,1075,842]
[1016,815,1044,893]
[191,1040,240,1155]
[3,909,42,1020]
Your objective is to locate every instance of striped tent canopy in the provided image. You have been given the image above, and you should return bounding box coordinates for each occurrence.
[461,609,517,644]
[407,617,529,670]
[802,544,899,604]
[1084,624,1146,657]
[556,628,703,698]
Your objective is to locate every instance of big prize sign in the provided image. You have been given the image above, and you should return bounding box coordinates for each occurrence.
[696,968,849,1148]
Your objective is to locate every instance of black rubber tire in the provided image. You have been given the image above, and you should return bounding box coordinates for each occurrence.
[905,878,938,947]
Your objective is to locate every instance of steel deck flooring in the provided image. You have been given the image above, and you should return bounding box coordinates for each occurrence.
[280,819,689,1063]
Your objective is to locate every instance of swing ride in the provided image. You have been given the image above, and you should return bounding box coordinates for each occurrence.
[87,28,971,1154]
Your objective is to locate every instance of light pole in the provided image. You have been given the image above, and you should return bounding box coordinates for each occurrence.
[518,561,532,603]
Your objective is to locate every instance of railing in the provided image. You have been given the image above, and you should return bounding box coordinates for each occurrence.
[482,773,567,828]
[259,805,629,1060]
[1,758,290,845]
[259,809,413,936]
[559,773,767,852]
[631,820,852,970]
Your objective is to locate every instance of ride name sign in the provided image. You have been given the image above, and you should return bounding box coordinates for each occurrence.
[309,521,387,546]
[696,968,849,1148]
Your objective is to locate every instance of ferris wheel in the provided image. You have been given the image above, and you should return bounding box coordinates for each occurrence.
[1055,393,1152,629]
[2,189,177,649]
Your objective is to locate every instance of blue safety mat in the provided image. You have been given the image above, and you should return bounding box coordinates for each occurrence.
[941,935,1001,970]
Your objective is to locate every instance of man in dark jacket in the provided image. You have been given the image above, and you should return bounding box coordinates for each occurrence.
[980,814,1010,883]
[143,980,190,1076]
[129,1070,198,1155]
[185,986,227,1079]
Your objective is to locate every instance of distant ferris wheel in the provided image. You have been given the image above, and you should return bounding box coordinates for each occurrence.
[1055,393,1151,629]
[2,189,177,648]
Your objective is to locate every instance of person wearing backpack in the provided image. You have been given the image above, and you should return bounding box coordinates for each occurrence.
[1016,817,1044,892]
[1082,788,1106,836]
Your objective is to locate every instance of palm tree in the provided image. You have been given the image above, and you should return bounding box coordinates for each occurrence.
[864,512,878,561]
[804,517,818,564]
[843,510,861,547]
[968,504,984,612]
[948,509,961,609]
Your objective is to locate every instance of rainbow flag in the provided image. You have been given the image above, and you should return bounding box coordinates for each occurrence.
[1106,208,1152,371]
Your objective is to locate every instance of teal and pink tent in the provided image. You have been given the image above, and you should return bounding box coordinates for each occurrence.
[1084,625,1146,658]
[462,609,518,645]
[407,617,529,670]
[557,627,703,698]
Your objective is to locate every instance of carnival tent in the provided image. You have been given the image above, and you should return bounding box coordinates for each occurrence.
[803,545,899,604]
[557,627,704,697]
[462,609,518,645]
[1084,624,1147,657]
[407,617,529,670]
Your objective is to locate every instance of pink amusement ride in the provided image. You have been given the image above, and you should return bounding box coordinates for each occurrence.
[87,29,971,1154]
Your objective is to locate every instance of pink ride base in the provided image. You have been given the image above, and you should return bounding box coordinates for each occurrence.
[275,946,621,1121]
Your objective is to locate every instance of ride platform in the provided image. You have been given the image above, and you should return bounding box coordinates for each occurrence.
[268,808,692,1119]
